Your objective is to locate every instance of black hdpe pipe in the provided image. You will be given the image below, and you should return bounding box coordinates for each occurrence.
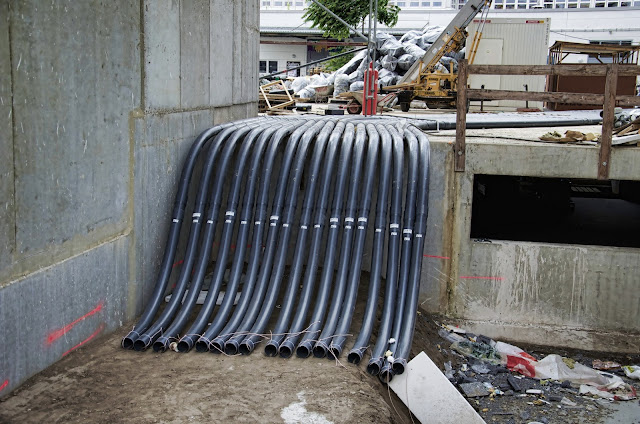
[122,118,259,349]
[177,123,280,353]
[153,123,261,353]
[366,125,404,375]
[224,121,325,356]
[132,123,247,351]
[205,120,314,354]
[290,123,356,359]
[379,125,419,382]
[270,122,346,358]
[347,123,392,365]
[311,123,367,359]
[392,126,430,375]
[240,121,335,355]
[262,122,343,357]
[328,124,380,360]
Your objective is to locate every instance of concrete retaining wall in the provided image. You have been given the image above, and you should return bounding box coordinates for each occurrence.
[0,0,258,395]
[420,133,640,353]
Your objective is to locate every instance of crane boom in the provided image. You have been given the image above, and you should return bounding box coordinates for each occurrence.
[397,0,490,85]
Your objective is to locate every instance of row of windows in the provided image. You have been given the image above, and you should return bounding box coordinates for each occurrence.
[260,0,640,8]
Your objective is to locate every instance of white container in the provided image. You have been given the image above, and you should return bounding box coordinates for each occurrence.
[466,18,550,110]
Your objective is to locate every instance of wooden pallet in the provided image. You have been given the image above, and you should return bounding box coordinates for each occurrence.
[259,81,295,113]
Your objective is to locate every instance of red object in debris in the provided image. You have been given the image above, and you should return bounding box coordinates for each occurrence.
[363,62,378,116]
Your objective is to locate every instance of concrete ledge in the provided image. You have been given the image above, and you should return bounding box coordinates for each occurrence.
[454,318,640,354]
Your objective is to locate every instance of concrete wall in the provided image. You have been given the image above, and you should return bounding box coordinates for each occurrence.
[420,131,640,353]
[0,0,258,395]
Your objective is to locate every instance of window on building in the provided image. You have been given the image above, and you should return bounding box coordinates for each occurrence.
[433,1,442,5]
[397,1,406,6]
[259,61,267,73]
[268,61,278,73]
[421,1,431,5]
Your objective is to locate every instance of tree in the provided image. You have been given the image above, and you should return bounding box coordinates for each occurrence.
[303,0,400,40]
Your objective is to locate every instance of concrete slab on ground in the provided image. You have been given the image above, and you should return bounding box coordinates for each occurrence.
[389,351,486,424]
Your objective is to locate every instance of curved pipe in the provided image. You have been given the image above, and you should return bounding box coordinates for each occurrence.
[224,120,325,355]
[311,123,367,359]
[132,123,246,351]
[204,120,312,354]
[292,123,356,359]
[152,124,258,352]
[392,127,430,375]
[328,124,380,360]
[270,122,346,358]
[347,123,392,365]
[366,124,404,375]
[122,118,260,349]
[239,121,334,355]
[177,124,281,353]
[261,121,341,357]
[379,125,418,378]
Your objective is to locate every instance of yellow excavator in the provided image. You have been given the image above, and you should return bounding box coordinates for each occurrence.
[385,0,492,111]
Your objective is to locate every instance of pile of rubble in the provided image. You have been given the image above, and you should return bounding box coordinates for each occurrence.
[271,27,464,100]
[436,323,640,423]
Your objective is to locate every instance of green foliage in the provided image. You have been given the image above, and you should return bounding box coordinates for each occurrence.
[303,0,400,40]
[324,47,355,72]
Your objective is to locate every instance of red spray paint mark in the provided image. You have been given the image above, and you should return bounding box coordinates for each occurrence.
[0,380,8,392]
[172,260,184,268]
[460,276,504,281]
[62,323,105,357]
[46,301,104,346]
[423,254,450,260]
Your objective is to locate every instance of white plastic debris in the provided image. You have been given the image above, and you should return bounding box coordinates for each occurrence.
[384,350,393,358]
[623,365,640,380]
[387,356,395,363]
[388,338,396,344]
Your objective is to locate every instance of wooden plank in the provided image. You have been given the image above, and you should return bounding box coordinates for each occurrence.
[467,89,640,107]
[455,60,468,172]
[468,64,640,77]
[598,64,618,180]
[467,89,606,105]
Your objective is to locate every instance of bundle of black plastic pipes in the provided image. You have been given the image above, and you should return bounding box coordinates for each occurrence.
[121,115,430,382]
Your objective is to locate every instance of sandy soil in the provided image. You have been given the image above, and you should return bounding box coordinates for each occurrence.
[1,273,638,424]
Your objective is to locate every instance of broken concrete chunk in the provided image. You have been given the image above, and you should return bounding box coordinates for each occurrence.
[460,382,491,397]
[507,375,522,392]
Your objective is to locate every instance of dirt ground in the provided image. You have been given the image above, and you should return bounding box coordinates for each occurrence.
[1,273,639,423]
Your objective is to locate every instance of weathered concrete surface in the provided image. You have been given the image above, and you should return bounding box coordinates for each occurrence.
[0,236,130,396]
[421,127,640,353]
[0,0,258,395]
[0,0,14,274]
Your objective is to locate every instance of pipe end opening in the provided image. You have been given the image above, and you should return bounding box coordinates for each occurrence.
[295,345,311,359]
[264,343,278,357]
[122,337,135,349]
[239,343,252,356]
[279,345,293,359]
[195,340,210,353]
[347,352,361,364]
[177,340,192,353]
[210,340,225,354]
[224,342,239,356]
[133,339,148,352]
[367,362,381,376]
[328,347,341,360]
[392,361,405,375]
[152,340,167,353]
[312,345,327,359]
[379,370,394,384]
